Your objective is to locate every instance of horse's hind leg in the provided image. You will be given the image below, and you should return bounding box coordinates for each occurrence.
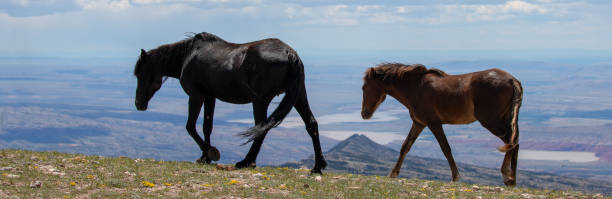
[235,99,271,169]
[509,144,519,186]
[480,120,516,186]
[200,96,219,163]
[389,122,425,178]
[294,88,326,174]
[503,129,519,186]
[429,123,460,181]
[500,143,519,186]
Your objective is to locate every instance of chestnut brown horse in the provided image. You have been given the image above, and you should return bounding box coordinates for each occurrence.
[361,63,523,186]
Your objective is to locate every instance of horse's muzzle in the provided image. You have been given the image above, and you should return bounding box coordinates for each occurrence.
[135,100,148,111]
[361,110,372,120]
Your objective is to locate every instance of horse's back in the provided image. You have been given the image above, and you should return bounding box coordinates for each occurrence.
[420,68,516,124]
[181,38,300,103]
[246,38,297,64]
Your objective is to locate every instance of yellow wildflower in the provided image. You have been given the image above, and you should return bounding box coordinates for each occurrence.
[464,189,473,192]
[164,183,172,186]
[1,173,7,177]
[142,181,155,188]
[202,183,214,187]
[278,184,287,189]
[300,191,307,195]
[70,181,76,186]
[227,180,238,185]
[448,188,456,192]
[63,195,70,199]
[262,175,270,180]
[87,175,94,179]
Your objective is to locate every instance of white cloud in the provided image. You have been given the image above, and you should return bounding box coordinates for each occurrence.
[1,0,610,57]
[504,0,548,13]
[75,0,130,10]
[208,0,229,3]
[355,5,381,13]
[132,0,201,4]
[285,6,296,18]
[415,1,551,24]
[10,0,29,6]
[132,0,164,4]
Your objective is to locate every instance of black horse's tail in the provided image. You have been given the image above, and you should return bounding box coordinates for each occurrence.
[240,53,304,144]
[498,78,523,152]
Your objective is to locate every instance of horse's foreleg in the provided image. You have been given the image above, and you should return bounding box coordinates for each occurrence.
[201,96,219,163]
[389,122,425,178]
[236,99,271,169]
[186,96,210,163]
[294,90,326,174]
[429,124,460,181]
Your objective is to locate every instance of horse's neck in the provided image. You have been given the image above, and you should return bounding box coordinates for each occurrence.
[151,42,192,78]
[387,81,416,108]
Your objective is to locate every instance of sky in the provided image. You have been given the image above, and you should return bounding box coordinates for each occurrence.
[1,0,611,60]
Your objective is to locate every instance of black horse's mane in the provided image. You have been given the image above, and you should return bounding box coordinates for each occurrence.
[134,32,224,77]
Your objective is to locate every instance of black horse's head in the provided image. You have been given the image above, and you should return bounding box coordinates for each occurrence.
[134,49,164,111]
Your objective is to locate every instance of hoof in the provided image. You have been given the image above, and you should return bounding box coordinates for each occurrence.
[235,160,256,169]
[388,171,399,178]
[504,177,516,186]
[310,168,323,175]
[320,158,328,170]
[452,174,461,182]
[196,154,211,164]
[207,146,220,161]
[310,158,327,175]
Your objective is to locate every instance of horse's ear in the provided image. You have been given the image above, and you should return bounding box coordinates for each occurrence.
[368,68,376,77]
[195,34,203,40]
[140,49,147,58]
[367,67,381,79]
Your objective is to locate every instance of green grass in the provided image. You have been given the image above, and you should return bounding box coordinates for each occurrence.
[0,149,607,198]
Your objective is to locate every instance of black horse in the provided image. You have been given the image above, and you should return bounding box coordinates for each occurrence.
[133,32,327,173]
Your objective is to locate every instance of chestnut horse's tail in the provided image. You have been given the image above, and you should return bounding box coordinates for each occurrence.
[240,54,304,144]
[498,78,523,152]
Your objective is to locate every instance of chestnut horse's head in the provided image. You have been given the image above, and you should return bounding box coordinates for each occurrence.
[134,49,165,111]
[361,67,387,119]
[361,64,428,119]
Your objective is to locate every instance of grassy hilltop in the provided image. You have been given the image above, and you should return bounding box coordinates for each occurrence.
[0,149,607,199]
[285,134,612,195]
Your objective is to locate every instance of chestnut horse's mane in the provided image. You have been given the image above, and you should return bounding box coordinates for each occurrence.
[365,63,446,83]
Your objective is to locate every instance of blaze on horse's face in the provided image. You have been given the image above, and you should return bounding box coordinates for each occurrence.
[134,49,163,111]
[361,76,386,120]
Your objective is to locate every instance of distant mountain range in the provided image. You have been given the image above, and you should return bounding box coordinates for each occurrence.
[284,134,612,195]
